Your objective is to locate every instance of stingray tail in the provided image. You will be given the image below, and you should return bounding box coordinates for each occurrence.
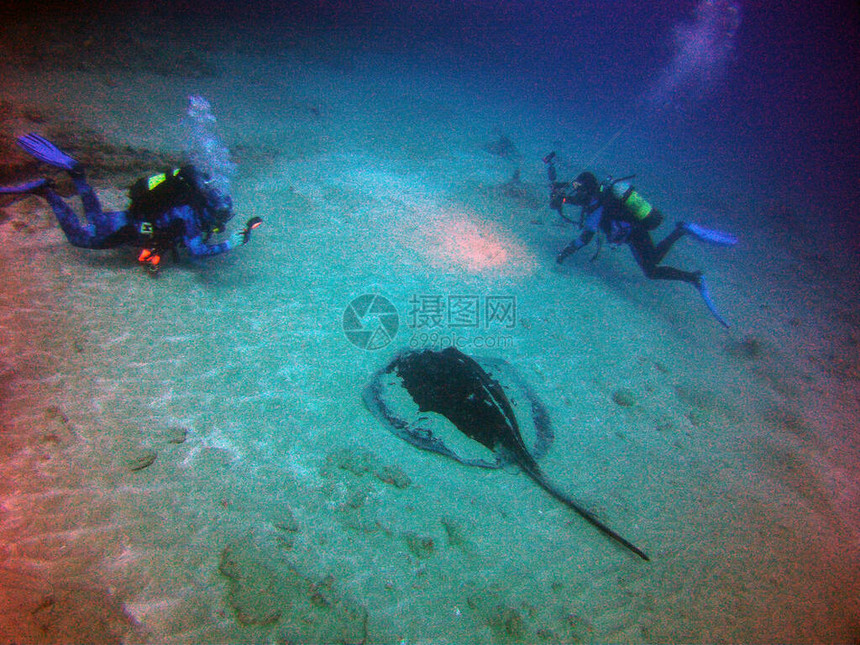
[526,465,650,561]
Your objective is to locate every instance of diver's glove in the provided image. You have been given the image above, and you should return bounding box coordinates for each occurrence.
[230,217,264,247]
[229,231,248,247]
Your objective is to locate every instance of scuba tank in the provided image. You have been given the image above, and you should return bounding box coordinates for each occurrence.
[604,176,664,230]
[128,167,203,220]
[128,168,200,274]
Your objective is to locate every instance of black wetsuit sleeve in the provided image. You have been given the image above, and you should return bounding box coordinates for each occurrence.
[173,205,235,257]
[556,205,600,263]
[185,234,233,257]
[556,230,594,262]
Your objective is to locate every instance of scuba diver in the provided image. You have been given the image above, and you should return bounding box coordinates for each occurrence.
[544,151,737,327]
[0,133,262,273]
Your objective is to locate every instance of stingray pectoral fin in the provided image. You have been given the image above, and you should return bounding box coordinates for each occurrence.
[527,467,649,561]
[362,375,501,469]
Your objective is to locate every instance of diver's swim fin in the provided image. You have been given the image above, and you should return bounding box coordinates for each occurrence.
[696,274,730,328]
[683,222,738,247]
[17,133,80,171]
[0,178,49,194]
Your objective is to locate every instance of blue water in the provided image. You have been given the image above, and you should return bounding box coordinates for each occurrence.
[1,1,859,643]
[218,0,860,225]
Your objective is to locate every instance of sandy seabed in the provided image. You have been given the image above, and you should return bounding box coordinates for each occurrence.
[1,30,859,645]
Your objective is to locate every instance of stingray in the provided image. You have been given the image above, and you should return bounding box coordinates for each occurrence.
[363,347,649,560]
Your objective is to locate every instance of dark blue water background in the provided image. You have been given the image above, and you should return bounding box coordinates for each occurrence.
[6,0,859,238]
[211,0,859,231]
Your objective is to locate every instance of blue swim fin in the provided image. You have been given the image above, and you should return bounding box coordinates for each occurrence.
[0,178,49,194]
[683,222,738,247]
[17,133,80,171]
[695,274,730,328]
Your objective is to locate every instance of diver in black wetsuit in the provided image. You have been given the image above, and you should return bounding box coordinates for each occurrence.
[553,168,700,284]
[544,152,737,326]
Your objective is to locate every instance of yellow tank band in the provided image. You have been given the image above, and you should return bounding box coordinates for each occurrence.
[624,190,653,220]
[147,173,167,191]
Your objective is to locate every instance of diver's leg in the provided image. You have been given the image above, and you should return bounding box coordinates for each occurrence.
[69,172,109,233]
[0,179,50,194]
[629,229,659,275]
[42,187,100,248]
[67,172,131,244]
[652,223,686,264]
[43,185,129,249]
[68,171,101,217]
[630,228,729,325]
[629,229,700,284]
[644,264,702,284]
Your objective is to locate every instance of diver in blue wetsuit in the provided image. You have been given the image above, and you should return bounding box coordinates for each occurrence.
[1,134,261,273]
[544,152,737,326]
